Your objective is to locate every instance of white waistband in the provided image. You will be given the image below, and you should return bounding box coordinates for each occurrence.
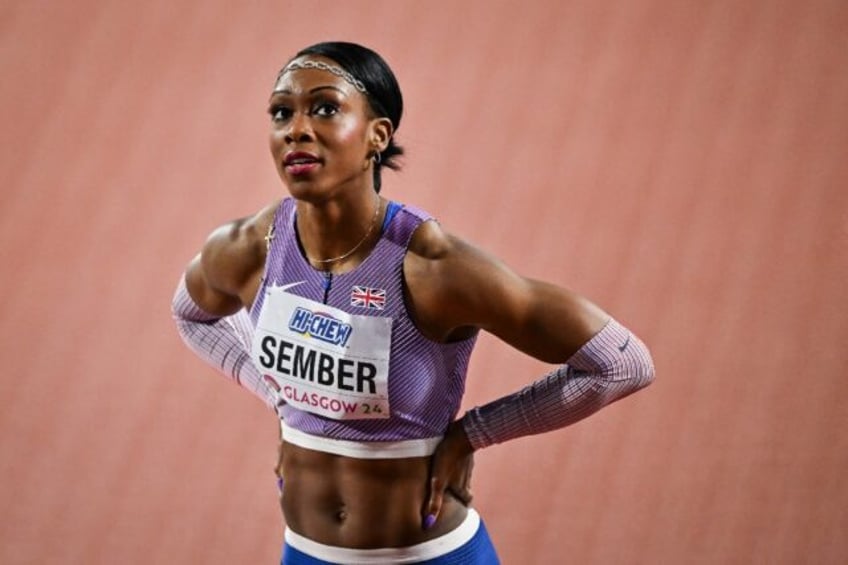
[281,421,442,459]
[285,508,480,564]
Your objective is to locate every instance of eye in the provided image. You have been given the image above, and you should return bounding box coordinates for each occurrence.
[268,105,292,122]
[313,102,339,117]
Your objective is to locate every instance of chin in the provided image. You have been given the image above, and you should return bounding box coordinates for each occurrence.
[282,179,334,204]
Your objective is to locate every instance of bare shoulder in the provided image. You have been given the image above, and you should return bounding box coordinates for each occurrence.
[200,201,278,292]
[404,219,526,341]
[405,218,455,261]
[185,200,280,315]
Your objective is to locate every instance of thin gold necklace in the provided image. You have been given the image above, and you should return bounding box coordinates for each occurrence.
[305,195,382,266]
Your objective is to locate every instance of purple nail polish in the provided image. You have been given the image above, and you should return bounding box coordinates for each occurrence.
[423,513,437,530]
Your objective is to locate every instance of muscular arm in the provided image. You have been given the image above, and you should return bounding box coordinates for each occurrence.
[410,220,655,524]
[171,203,279,410]
[405,222,608,358]
[184,205,275,316]
[405,221,655,448]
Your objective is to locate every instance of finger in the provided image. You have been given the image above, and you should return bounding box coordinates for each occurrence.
[274,442,285,493]
[447,455,474,505]
[423,476,444,529]
[462,458,472,489]
[448,484,474,506]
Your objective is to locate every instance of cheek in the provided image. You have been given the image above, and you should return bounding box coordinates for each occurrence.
[333,119,368,147]
[269,130,285,158]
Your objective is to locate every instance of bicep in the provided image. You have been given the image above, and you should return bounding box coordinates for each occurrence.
[409,234,609,363]
[490,278,609,362]
[183,210,270,317]
[184,253,243,317]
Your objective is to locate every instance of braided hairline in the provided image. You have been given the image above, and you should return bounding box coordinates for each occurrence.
[277,60,368,94]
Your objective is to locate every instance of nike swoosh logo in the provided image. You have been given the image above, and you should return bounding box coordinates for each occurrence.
[618,334,631,352]
[277,281,305,291]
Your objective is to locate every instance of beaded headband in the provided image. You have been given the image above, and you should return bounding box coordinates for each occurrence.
[276,60,368,94]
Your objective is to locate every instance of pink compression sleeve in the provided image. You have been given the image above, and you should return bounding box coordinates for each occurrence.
[460,318,655,450]
[171,276,279,412]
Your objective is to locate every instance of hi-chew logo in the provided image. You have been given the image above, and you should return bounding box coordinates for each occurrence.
[288,307,352,347]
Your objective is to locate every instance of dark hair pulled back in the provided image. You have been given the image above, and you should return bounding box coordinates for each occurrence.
[292,42,404,193]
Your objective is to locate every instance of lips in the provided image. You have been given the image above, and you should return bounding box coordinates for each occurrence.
[283,151,321,176]
[284,151,319,165]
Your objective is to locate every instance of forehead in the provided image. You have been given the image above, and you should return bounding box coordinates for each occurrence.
[272,55,358,96]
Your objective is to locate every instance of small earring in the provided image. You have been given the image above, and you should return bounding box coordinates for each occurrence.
[372,151,382,165]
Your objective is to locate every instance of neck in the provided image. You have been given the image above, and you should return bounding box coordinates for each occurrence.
[296,191,383,270]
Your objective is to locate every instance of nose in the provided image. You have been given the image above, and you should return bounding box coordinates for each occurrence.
[284,112,314,144]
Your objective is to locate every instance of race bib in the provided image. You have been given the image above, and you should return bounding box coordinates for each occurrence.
[252,284,393,420]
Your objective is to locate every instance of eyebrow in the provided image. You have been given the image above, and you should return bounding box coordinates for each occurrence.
[269,85,348,100]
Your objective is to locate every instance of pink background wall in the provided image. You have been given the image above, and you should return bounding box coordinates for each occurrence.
[1,1,846,563]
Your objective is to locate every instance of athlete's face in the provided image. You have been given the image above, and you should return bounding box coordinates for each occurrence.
[268,56,388,201]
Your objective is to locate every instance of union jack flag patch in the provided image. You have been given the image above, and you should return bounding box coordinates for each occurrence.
[350,286,386,310]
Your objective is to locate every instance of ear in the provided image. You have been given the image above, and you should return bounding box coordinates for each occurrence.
[368,117,394,154]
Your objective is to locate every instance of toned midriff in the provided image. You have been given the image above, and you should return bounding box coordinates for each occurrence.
[278,441,467,549]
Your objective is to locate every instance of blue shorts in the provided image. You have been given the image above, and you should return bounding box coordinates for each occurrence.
[281,509,500,564]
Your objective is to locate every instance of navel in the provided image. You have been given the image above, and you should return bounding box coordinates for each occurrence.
[334,505,348,523]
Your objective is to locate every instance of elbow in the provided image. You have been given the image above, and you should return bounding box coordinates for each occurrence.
[171,276,191,321]
[571,318,656,394]
[633,347,656,391]
[615,337,655,395]
[626,331,655,387]
[594,335,655,401]
[172,276,219,324]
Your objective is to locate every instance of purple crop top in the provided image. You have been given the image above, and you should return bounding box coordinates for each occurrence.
[250,198,477,457]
